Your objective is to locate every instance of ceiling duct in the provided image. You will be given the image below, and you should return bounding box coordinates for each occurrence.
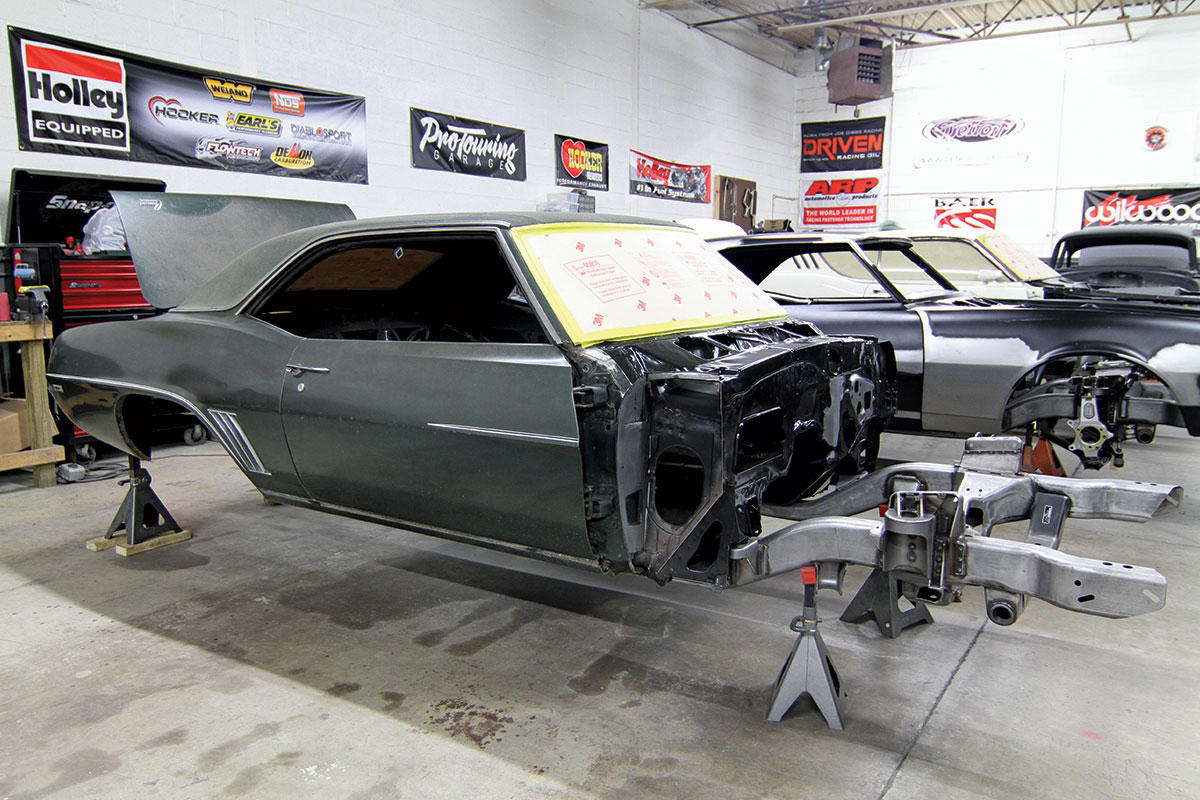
[813,27,834,71]
[827,37,893,105]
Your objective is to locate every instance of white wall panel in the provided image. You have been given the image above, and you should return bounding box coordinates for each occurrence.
[0,0,797,228]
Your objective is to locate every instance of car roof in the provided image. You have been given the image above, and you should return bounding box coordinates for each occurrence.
[1057,224,1198,246]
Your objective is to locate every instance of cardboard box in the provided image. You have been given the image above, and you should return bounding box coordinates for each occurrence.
[0,398,31,454]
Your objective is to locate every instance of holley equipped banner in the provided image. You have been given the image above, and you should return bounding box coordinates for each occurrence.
[9,27,368,184]
[629,150,710,203]
[1082,187,1200,227]
[411,108,526,181]
[800,116,885,172]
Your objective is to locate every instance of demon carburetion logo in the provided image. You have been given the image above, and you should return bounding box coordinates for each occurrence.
[923,116,1023,142]
[21,39,128,151]
[290,123,351,145]
[204,77,254,103]
[226,112,281,137]
[270,143,315,170]
[148,96,218,126]
[196,137,261,162]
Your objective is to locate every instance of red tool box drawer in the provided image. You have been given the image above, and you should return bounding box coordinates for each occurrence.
[60,257,152,311]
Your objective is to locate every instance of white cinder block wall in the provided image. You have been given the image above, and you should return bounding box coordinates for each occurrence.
[796,17,1200,256]
[0,0,797,225]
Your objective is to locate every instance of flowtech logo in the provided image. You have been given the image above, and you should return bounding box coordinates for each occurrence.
[923,116,1023,143]
[21,39,129,151]
[270,143,315,170]
[934,196,997,229]
[196,137,262,162]
[226,112,281,137]
[205,77,254,103]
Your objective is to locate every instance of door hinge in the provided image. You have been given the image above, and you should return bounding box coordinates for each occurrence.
[584,485,616,520]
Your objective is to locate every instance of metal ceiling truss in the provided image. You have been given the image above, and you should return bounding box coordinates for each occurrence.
[643,0,1198,63]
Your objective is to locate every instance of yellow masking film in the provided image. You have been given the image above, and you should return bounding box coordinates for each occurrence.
[510,223,785,347]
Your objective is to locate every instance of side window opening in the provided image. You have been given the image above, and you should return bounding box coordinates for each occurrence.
[250,234,549,343]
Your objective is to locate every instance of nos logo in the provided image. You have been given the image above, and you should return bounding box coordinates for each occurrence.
[806,178,879,196]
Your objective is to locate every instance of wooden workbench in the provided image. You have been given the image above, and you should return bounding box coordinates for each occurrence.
[0,320,65,487]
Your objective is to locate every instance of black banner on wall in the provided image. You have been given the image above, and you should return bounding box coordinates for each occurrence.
[800,116,885,173]
[1082,187,1200,227]
[411,107,526,181]
[9,27,368,183]
[555,135,608,191]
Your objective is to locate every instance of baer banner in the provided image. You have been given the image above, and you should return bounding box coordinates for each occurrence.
[411,107,526,181]
[629,150,710,203]
[800,116,885,173]
[9,27,368,183]
[1082,187,1200,227]
[555,135,608,191]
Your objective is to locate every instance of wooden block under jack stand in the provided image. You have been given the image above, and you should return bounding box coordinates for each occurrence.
[114,530,191,556]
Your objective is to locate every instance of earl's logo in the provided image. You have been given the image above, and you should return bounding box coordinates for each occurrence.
[204,77,254,103]
[226,112,281,137]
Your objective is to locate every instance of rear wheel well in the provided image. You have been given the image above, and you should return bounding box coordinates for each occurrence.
[115,394,205,459]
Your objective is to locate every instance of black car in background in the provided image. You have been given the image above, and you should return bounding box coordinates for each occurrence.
[1051,224,1200,292]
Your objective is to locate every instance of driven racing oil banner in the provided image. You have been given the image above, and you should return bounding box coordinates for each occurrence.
[9,27,368,184]
[555,135,608,191]
[1082,187,1200,227]
[629,150,711,203]
[800,116,885,172]
[410,107,526,181]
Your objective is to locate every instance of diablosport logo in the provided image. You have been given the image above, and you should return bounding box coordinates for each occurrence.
[289,123,352,145]
[923,115,1023,142]
[204,77,254,103]
[148,96,218,126]
[226,111,281,136]
[195,137,262,162]
[270,143,315,170]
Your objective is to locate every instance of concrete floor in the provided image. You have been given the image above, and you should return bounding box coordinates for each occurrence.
[0,431,1197,799]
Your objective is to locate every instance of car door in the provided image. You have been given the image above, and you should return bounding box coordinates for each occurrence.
[254,230,593,558]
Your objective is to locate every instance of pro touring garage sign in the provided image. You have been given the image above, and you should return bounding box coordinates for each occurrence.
[8,27,368,184]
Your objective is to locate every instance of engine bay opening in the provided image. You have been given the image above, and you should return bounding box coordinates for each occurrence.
[653,447,706,526]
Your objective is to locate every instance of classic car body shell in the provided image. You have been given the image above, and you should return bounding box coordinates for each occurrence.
[1051,224,1200,292]
[49,208,895,586]
[715,234,1200,449]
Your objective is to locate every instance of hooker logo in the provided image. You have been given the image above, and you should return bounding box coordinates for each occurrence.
[923,115,1023,142]
[270,143,315,170]
[21,39,129,152]
[205,77,254,103]
[561,139,603,178]
[148,96,219,126]
[271,89,305,115]
[226,112,281,137]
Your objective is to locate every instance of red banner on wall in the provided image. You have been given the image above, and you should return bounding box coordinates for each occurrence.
[629,150,711,203]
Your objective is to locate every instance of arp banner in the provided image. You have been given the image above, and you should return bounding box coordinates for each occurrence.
[9,27,368,184]
[411,107,526,181]
[555,135,608,191]
[802,174,880,226]
[1082,187,1200,227]
[801,116,885,173]
[629,150,711,203]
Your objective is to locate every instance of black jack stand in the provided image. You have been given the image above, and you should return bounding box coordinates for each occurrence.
[86,456,191,555]
[766,565,847,730]
[840,567,933,638]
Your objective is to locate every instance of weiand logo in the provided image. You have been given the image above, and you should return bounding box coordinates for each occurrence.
[196,137,262,162]
[205,77,254,103]
[226,112,281,137]
[22,40,128,152]
[270,143,315,170]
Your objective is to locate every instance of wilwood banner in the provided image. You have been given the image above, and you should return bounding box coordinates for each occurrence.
[411,108,526,181]
[555,135,608,191]
[1083,187,1200,227]
[629,150,710,203]
[800,116,885,172]
[9,27,368,183]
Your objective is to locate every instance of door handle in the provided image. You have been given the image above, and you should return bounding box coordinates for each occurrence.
[285,363,331,376]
